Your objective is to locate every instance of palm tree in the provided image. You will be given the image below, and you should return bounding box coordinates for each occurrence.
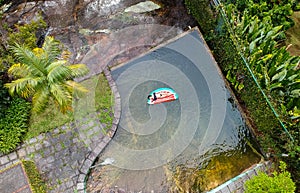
[5,36,89,113]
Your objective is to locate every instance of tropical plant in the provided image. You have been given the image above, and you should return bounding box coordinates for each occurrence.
[5,36,89,113]
[244,161,296,193]
[224,4,300,113]
[228,0,296,30]
[0,97,31,153]
[0,15,47,73]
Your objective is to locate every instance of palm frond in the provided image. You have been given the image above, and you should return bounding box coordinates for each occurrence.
[50,83,72,112]
[32,88,50,112]
[4,77,38,98]
[10,43,46,76]
[8,63,31,78]
[68,64,89,78]
[46,60,72,83]
[42,36,61,63]
[65,80,89,97]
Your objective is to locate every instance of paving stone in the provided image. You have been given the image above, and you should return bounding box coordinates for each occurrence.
[86,128,96,137]
[43,147,53,157]
[53,128,60,134]
[219,186,231,193]
[87,121,94,127]
[33,153,43,161]
[103,136,111,143]
[230,187,243,193]
[77,182,85,190]
[27,137,37,144]
[8,152,18,161]
[43,140,51,148]
[37,134,44,141]
[64,187,76,193]
[55,143,63,151]
[80,160,92,174]
[235,177,246,189]
[63,139,72,147]
[78,174,86,183]
[46,156,55,164]
[246,168,256,178]
[113,117,119,125]
[34,143,43,151]
[12,159,19,164]
[17,148,27,158]
[111,123,118,132]
[227,180,237,192]
[65,180,74,188]
[26,146,36,154]
[0,155,9,165]
[61,125,69,130]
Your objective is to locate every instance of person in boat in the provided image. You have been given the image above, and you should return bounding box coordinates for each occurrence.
[148,92,157,101]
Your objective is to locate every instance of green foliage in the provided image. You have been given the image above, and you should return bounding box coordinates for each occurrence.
[0,97,31,153]
[224,4,300,112]
[5,36,89,113]
[22,160,47,193]
[27,74,114,139]
[231,0,295,30]
[0,15,47,72]
[95,73,114,132]
[0,79,11,118]
[184,0,216,36]
[245,161,296,193]
[26,99,73,140]
[7,17,47,50]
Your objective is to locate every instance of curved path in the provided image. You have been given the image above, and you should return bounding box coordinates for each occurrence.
[0,25,182,193]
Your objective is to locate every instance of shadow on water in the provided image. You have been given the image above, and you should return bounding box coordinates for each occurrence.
[86,30,263,192]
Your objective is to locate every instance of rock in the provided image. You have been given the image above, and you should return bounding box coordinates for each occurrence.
[117,188,126,193]
[124,1,161,13]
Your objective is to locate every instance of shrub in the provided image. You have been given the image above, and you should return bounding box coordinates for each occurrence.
[0,97,31,153]
[244,161,296,193]
[0,79,11,118]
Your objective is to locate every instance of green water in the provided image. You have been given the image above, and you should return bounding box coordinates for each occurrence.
[86,81,262,192]
[86,30,263,192]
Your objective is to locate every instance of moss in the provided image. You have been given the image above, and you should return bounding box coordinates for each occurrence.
[22,160,47,193]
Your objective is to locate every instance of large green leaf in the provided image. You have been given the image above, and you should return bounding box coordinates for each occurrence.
[272,69,287,82]
[10,43,45,76]
[46,60,71,83]
[32,89,50,112]
[68,64,89,78]
[290,89,300,98]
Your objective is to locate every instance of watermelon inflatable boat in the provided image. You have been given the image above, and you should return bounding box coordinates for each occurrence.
[147,88,179,105]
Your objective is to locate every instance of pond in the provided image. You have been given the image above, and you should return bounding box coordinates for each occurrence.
[86,29,263,192]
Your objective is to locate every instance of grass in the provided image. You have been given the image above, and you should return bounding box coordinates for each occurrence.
[26,73,114,140]
[285,11,300,56]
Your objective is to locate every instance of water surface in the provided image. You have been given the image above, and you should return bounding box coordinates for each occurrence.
[87,30,262,192]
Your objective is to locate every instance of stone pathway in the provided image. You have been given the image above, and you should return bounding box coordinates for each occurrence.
[0,23,184,193]
[0,66,120,193]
